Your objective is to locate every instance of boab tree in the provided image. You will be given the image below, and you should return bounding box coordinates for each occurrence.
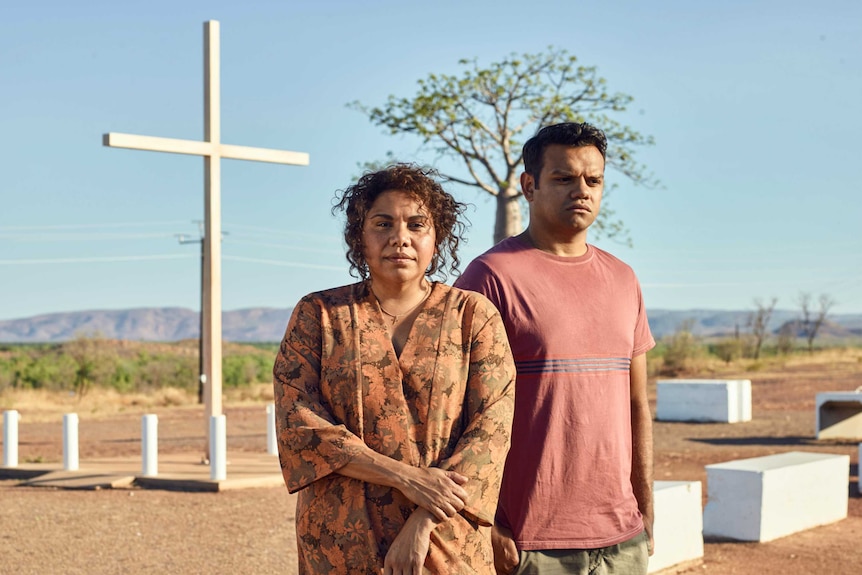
[351,48,656,244]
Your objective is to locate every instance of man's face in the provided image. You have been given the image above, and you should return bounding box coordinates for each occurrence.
[522,144,605,238]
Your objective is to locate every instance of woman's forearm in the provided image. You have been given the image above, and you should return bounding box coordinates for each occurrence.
[338,447,469,522]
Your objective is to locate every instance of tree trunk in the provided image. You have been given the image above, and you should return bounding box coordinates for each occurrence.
[493,186,523,244]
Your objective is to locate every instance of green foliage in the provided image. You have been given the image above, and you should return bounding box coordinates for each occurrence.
[657,320,703,376]
[350,47,656,243]
[66,333,118,396]
[711,338,744,364]
[222,353,272,388]
[0,338,275,394]
[135,353,197,392]
[775,323,796,355]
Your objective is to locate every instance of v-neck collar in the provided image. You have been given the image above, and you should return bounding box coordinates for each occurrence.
[366,281,441,363]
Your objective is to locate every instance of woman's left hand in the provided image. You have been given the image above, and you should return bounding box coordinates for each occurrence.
[383,509,436,575]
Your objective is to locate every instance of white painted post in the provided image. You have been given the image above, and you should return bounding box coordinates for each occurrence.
[210,414,226,481]
[141,414,158,477]
[266,402,277,455]
[63,413,79,471]
[2,410,19,467]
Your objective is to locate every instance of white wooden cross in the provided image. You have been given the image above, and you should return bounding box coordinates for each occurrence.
[103,21,309,448]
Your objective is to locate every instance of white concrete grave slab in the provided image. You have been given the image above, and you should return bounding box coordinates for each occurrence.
[656,379,751,423]
[816,391,862,440]
[648,481,704,574]
[703,451,849,542]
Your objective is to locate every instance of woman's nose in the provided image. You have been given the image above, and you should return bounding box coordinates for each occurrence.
[389,224,409,246]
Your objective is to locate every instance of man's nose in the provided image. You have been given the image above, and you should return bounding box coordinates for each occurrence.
[570,179,590,198]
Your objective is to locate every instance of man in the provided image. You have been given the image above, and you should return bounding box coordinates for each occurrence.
[455,122,655,575]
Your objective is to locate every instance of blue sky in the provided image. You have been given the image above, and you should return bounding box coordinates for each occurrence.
[2,0,860,321]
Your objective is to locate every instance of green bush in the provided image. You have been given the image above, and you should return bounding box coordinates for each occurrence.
[658,320,703,376]
[0,339,277,394]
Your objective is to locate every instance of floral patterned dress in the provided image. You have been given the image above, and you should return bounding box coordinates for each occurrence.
[273,281,515,574]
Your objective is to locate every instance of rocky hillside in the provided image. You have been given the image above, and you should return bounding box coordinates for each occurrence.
[1,307,860,343]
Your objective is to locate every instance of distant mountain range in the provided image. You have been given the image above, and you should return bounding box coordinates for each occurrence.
[1,307,861,343]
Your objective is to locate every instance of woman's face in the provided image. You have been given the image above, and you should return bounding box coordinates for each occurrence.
[361,190,436,288]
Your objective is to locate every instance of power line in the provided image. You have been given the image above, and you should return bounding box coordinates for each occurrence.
[223,255,344,271]
[0,220,191,231]
[0,232,179,241]
[0,254,194,265]
[227,237,343,255]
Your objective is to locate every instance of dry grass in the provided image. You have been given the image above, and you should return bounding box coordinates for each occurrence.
[0,381,276,422]
[652,346,862,381]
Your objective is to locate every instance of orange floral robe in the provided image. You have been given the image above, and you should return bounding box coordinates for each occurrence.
[273,282,515,574]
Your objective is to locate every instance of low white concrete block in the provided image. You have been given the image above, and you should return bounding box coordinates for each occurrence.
[703,451,849,542]
[657,379,751,423]
[648,480,703,574]
[816,392,862,440]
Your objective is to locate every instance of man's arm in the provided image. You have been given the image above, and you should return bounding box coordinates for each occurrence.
[630,352,655,555]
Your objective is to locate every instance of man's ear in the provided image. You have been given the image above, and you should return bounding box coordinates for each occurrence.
[520,172,535,201]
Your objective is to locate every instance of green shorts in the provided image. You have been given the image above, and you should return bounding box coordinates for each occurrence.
[513,530,649,575]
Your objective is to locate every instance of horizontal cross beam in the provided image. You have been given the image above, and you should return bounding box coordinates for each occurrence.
[103,132,310,166]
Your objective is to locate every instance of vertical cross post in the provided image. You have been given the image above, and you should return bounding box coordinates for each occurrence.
[103,21,309,449]
[203,20,223,426]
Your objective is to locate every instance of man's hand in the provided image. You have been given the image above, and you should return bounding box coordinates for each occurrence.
[384,509,436,575]
[491,524,519,575]
[398,467,469,522]
[644,519,655,557]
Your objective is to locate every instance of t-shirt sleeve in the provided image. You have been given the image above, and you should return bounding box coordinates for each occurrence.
[632,278,655,357]
[454,259,504,312]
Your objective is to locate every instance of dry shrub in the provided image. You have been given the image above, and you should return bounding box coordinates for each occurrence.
[224,382,274,404]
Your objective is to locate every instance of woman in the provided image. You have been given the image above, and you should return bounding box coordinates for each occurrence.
[273,165,515,575]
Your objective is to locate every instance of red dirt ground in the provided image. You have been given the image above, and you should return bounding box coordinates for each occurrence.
[1,351,861,574]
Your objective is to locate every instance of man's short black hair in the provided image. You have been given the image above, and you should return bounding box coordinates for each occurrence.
[522,122,607,181]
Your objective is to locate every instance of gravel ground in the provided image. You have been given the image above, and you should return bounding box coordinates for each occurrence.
[1,352,861,574]
[0,481,299,575]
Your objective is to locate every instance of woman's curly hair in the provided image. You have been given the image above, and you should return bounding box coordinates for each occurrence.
[332,164,468,281]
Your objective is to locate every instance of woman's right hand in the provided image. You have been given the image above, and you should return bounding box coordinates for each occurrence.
[397,467,469,522]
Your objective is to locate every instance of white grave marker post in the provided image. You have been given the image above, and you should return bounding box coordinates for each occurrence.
[2,410,19,467]
[266,402,277,455]
[63,413,79,471]
[102,21,309,450]
[142,414,159,477]
[210,414,227,481]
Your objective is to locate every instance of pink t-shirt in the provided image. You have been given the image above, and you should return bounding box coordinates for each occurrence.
[455,237,655,550]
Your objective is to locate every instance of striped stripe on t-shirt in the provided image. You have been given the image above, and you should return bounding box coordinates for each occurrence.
[515,357,631,375]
